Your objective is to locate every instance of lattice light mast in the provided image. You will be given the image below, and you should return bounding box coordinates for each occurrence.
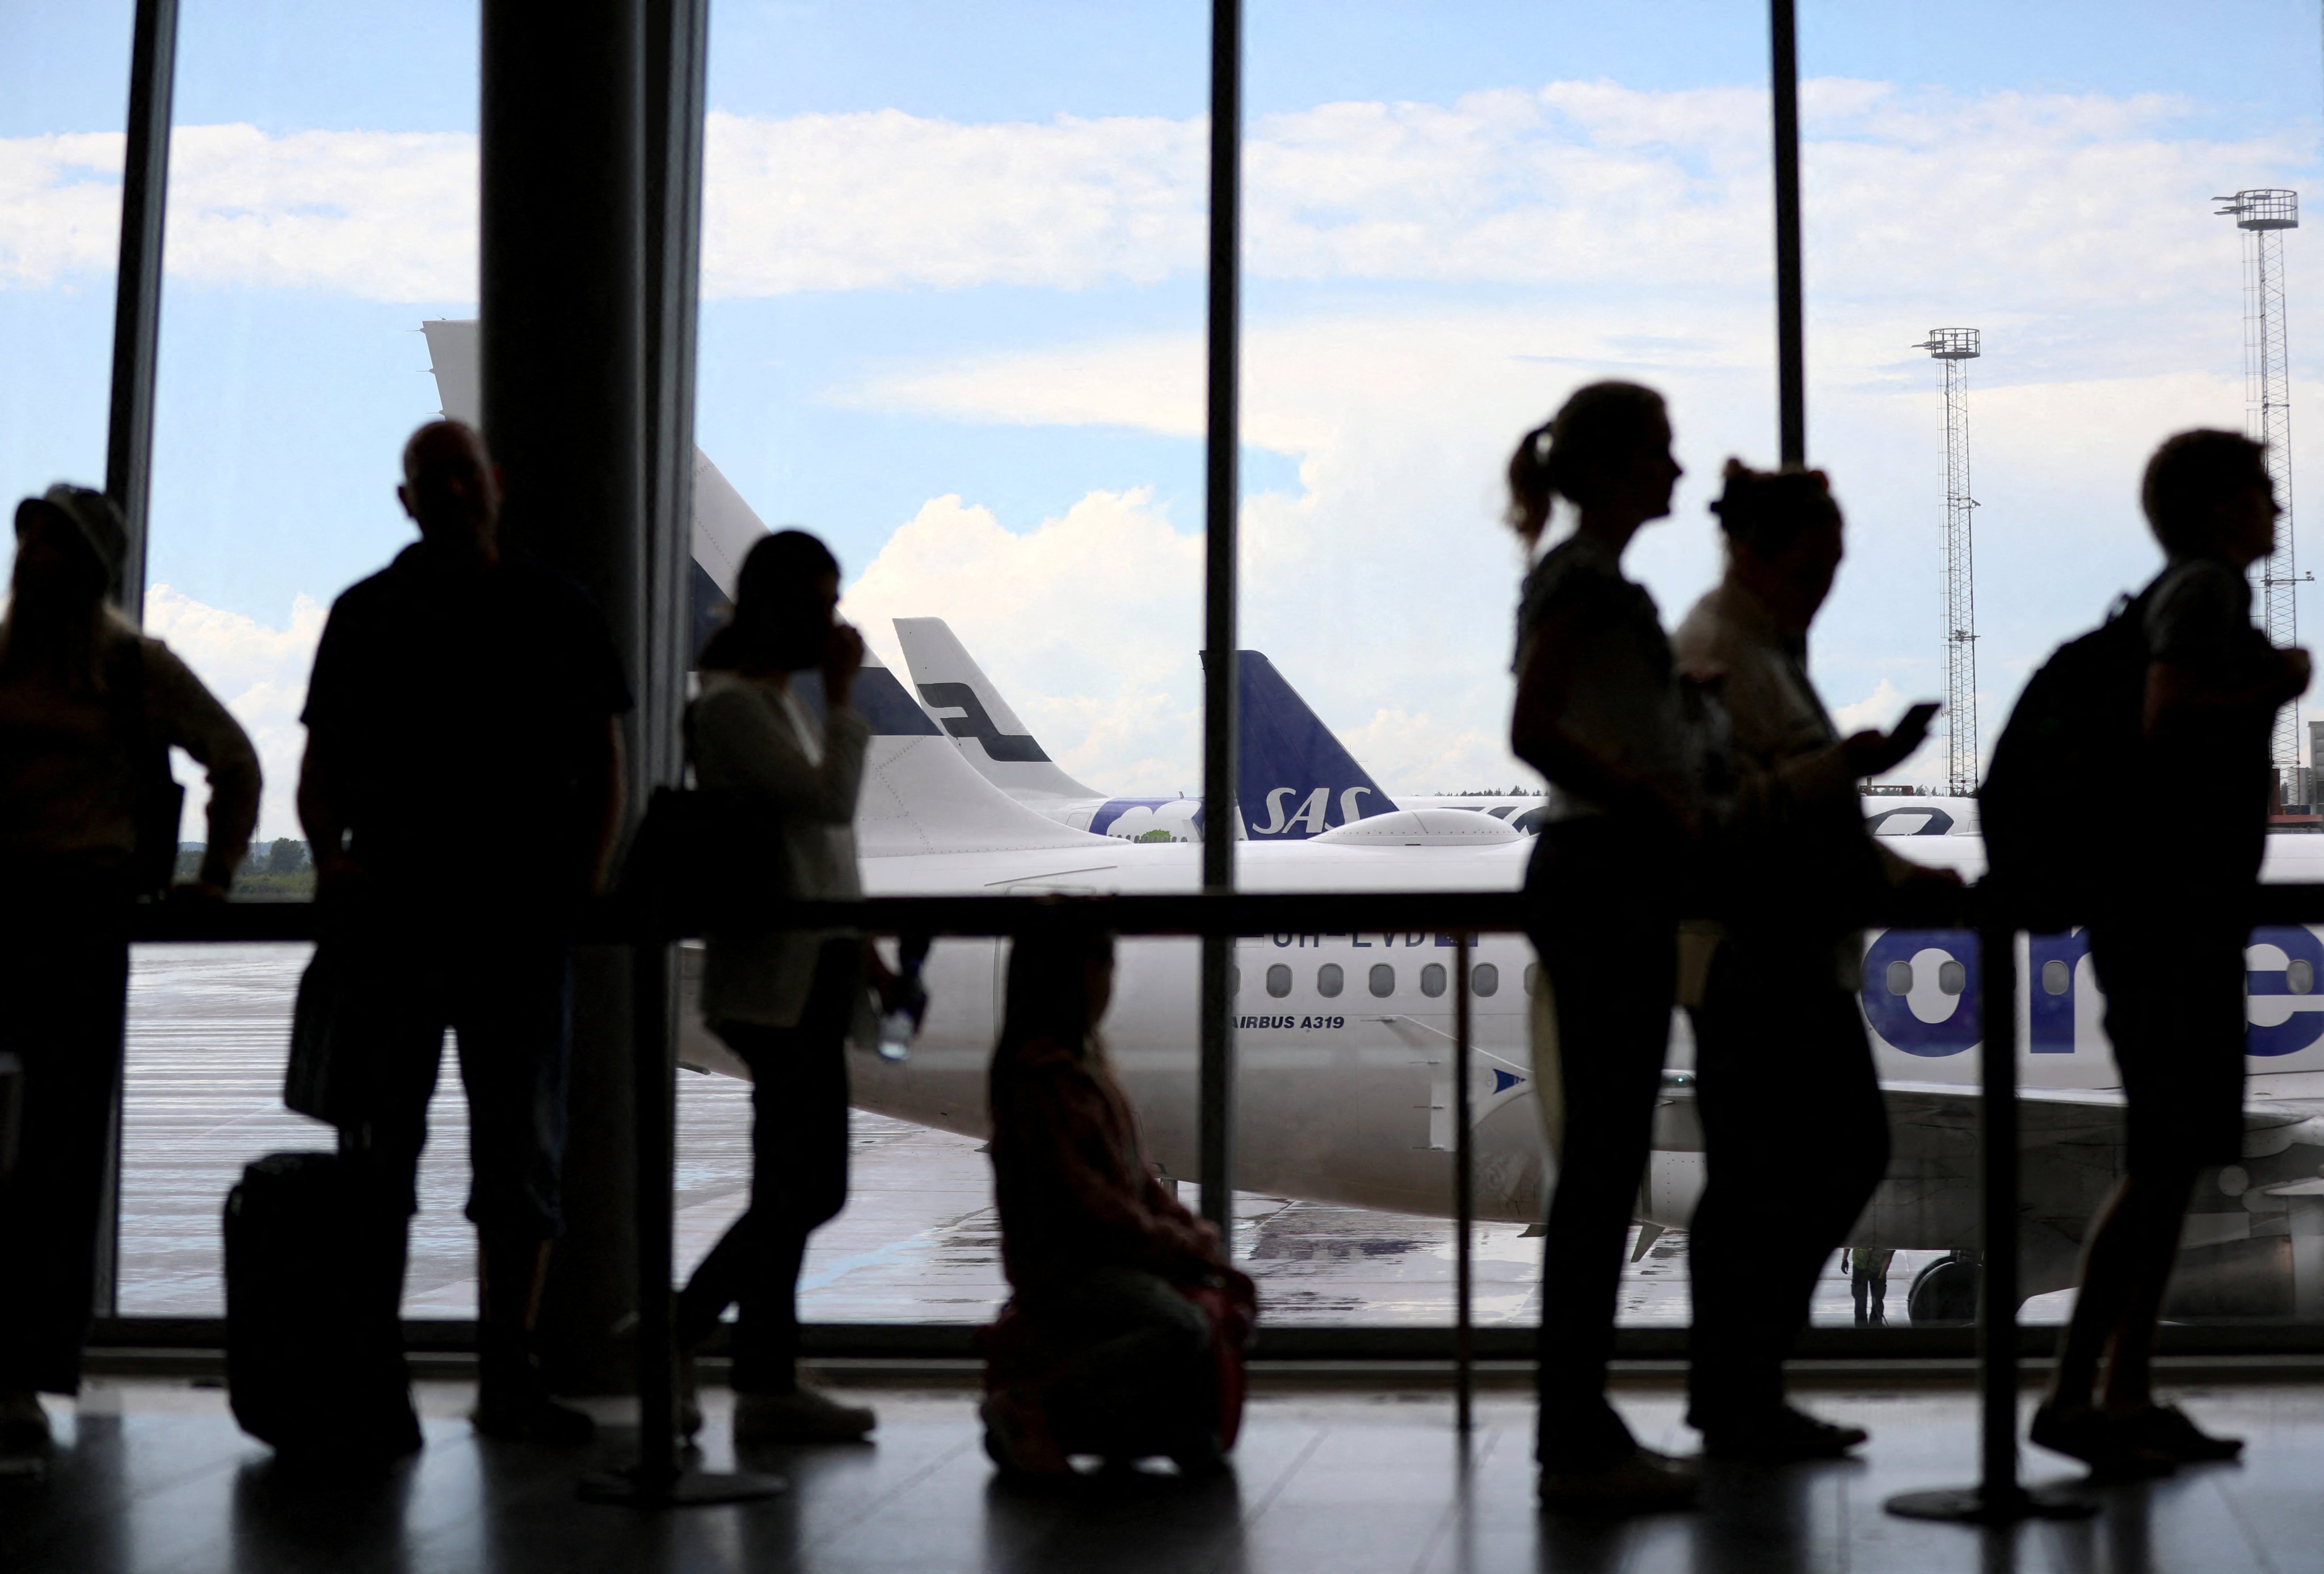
[2216,188,2303,788]
[1915,328,1981,797]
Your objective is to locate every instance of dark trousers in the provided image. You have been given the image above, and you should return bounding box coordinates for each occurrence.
[1686,940,1889,1428]
[334,926,574,1253]
[677,940,857,1394]
[1850,1251,1892,1326]
[1527,824,1677,1468]
[0,889,129,1395]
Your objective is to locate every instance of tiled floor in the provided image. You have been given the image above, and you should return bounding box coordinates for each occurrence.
[5,1375,2319,1572]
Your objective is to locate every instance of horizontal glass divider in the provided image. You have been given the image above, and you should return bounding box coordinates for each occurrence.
[82,1317,2324,1362]
[108,883,2324,944]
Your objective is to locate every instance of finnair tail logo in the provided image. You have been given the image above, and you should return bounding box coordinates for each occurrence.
[915,683,1050,763]
[1251,786,1375,835]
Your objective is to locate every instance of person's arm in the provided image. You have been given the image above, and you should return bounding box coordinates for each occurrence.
[581,715,625,897]
[1511,611,1692,833]
[1008,1065,1220,1277]
[296,734,359,892]
[145,642,262,894]
[692,684,870,822]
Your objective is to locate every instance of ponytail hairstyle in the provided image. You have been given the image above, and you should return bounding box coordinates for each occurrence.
[697,528,841,672]
[1708,458,1840,558]
[1504,380,1669,545]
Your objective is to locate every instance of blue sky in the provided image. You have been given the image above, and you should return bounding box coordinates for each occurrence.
[5,1,2323,833]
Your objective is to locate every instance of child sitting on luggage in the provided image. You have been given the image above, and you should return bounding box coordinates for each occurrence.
[978,926,1255,1476]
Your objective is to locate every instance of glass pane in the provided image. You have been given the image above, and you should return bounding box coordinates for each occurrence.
[115,0,481,1313]
[684,1,1209,1328]
[0,3,134,540]
[1804,3,2324,1332]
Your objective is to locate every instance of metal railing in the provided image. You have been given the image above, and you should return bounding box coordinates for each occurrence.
[106,880,2324,1513]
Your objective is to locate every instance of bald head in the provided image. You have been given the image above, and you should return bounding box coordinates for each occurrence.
[398,419,501,560]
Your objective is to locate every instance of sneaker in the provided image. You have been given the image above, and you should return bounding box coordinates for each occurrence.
[980,1393,1069,1478]
[1538,1446,1700,1513]
[1699,1405,1869,1463]
[2028,1402,2174,1478]
[0,1392,50,1455]
[2116,1403,2243,1465]
[734,1387,876,1446]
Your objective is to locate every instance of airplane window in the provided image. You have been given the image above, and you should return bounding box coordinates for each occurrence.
[1420,963,1447,998]
[1525,964,1538,995]
[1266,964,1292,999]
[2291,960,2315,996]
[1369,964,1395,998]
[1230,965,1240,997]
[1317,963,1344,998]
[1884,960,1913,995]
[1472,963,1498,997]
[1938,960,1967,996]
[2041,959,2072,996]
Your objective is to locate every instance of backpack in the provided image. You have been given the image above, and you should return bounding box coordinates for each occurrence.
[1980,581,2157,929]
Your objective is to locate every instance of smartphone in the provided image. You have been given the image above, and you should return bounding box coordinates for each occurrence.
[1897,701,1942,736]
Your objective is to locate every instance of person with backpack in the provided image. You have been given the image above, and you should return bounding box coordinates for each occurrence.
[2008,430,2308,1474]
[0,486,259,1455]
[1671,460,1949,1461]
[1504,382,1704,1511]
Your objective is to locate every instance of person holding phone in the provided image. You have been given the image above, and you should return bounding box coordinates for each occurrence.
[1670,460,1956,1461]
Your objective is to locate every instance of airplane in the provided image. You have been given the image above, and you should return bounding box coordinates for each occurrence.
[423,319,2324,1324]
[892,617,1534,845]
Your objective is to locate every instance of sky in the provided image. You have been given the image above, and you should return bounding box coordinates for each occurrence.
[5,1,2324,838]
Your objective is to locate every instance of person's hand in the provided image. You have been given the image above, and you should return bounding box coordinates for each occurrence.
[2277,647,2313,702]
[822,621,865,707]
[169,878,230,902]
[1842,705,1937,779]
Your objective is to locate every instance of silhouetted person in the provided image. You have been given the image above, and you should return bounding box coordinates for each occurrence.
[1505,382,1701,1510]
[1672,460,1948,1459]
[673,529,887,1446]
[0,486,258,1453]
[2030,430,2307,1474]
[1847,1249,1892,1328]
[296,421,629,1444]
[979,926,1254,1478]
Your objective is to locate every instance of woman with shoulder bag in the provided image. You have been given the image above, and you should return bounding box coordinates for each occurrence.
[672,529,890,1448]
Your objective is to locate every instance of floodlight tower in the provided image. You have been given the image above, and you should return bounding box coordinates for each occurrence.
[1915,327,1982,797]
[2216,188,2303,785]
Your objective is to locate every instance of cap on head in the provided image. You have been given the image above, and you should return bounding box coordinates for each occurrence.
[15,484,128,591]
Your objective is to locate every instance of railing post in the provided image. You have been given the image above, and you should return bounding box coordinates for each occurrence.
[1886,910,2091,1523]
[1453,932,1474,1434]
[1198,0,1243,1236]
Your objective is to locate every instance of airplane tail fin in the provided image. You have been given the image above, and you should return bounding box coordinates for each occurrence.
[793,649,1111,858]
[1230,651,1397,840]
[892,617,1103,800]
[419,318,764,657]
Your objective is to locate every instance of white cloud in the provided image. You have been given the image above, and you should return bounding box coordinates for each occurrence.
[3,79,2296,316]
[842,489,1207,791]
[144,584,325,843]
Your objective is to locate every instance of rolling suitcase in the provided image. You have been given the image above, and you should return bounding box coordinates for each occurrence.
[224,1150,420,1458]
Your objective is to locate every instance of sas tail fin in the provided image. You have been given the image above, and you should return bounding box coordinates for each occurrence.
[1230,651,1397,840]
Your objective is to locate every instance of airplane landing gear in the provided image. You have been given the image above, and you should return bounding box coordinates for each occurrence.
[1907,1252,1980,1326]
